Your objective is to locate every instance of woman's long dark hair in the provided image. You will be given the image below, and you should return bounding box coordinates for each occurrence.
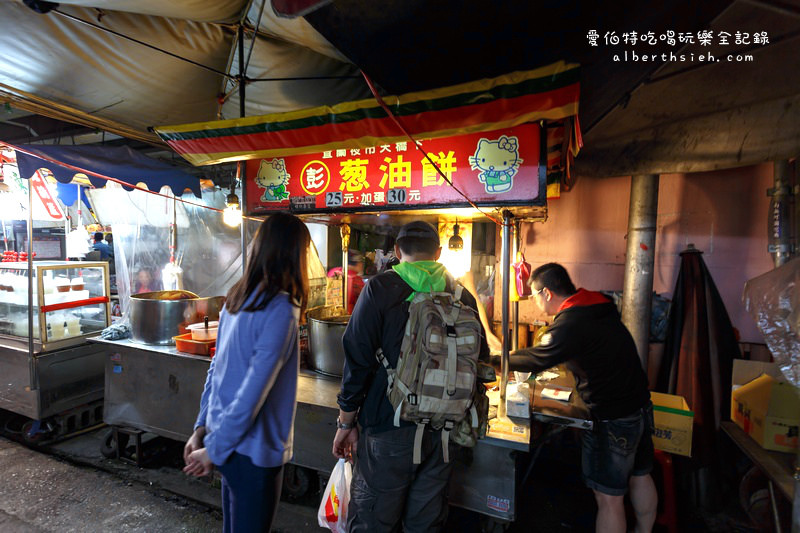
[225,213,310,315]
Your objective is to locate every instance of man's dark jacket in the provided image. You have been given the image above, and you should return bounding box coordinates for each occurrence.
[338,268,490,434]
[510,289,650,420]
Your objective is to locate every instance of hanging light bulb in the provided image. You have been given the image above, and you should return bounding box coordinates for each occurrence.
[449,220,464,250]
[223,189,242,227]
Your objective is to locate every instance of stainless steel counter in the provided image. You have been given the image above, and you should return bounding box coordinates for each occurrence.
[90,336,209,360]
[94,337,212,441]
[0,339,106,420]
[93,337,528,521]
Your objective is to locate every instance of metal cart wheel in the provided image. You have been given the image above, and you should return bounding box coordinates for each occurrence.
[100,427,130,458]
[283,464,312,499]
[21,420,47,444]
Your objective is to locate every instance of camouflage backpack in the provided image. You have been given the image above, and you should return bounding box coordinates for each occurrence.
[376,276,487,464]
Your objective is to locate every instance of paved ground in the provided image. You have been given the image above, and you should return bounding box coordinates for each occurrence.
[0,429,319,533]
[0,418,773,533]
[0,436,222,532]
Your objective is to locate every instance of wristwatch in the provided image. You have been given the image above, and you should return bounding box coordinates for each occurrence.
[336,417,355,430]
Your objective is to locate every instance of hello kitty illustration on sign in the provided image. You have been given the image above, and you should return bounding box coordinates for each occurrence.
[255,158,290,202]
[469,135,523,194]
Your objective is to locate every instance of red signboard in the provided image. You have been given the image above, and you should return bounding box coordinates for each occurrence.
[245,123,544,215]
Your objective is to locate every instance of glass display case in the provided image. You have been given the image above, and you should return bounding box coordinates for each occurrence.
[0,261,111,352]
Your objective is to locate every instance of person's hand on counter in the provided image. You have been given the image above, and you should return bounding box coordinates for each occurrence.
[486,330,503,353]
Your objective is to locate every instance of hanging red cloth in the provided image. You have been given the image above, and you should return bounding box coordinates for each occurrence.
[513,252,532,300]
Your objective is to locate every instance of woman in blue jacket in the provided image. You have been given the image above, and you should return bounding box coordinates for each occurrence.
[183,213,310,532]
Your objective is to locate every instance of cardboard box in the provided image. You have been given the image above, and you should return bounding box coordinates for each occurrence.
[731,360,800,453]
[651,391,694,457]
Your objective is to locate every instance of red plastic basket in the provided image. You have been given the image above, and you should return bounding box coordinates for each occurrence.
[173,333,215,357]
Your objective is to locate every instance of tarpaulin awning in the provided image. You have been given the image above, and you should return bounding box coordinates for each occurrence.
[13,145,202,197]
[55,181,92,208]
[154,61,580,166]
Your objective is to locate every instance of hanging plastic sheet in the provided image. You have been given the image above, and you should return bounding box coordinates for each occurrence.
[87,184,326,323]
[742,257,800,387]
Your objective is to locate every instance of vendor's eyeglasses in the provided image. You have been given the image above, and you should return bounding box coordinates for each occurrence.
[532,287,544,297]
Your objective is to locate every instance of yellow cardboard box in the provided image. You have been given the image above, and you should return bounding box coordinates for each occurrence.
[731,360,800,453]
[651,391,694,457]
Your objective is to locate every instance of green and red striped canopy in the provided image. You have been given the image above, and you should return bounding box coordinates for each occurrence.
[154,61,580,166]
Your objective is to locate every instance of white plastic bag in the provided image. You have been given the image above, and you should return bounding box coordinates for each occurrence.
[317,458,352,533]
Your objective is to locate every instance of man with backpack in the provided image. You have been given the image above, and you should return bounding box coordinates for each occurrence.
[509,263,657,533]
[332,220,490,533]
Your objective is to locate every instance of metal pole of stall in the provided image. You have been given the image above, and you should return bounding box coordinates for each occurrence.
[512,220,520,352]
[238,162,247,274]
[1,218,8,251]
[769,161,793,268]
[238,24,247,274]
[27,174,34,368]
[499,210,513,417]
[340,225,351,312]
[620,174,659,370]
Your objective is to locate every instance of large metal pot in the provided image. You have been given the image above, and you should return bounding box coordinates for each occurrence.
[306,306,350,377]
[130,291,225,345]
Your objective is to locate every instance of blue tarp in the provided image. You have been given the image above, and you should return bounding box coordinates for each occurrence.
[54,181,92,208]
[15,145,202,198]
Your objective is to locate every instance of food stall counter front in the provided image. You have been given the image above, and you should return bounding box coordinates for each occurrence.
[94,335,531,522]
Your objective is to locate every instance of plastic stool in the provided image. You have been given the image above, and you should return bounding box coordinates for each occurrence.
[653,449,678,533]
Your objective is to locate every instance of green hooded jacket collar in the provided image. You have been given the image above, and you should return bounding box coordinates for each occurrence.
[392,261,447,301]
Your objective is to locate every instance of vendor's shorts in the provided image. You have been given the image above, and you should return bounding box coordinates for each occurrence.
[581,402,655,496]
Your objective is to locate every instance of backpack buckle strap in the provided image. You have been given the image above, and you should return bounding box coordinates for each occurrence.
[395,379,413,400]
[377,348,396,394]
[393,403,403,427]
[441,424,452,463]
[446,334,458,396]
[453,284,464,301]
[413,423,425,465]
[376,348,390,370]
[447,297,462,323]
[433,300,455,327]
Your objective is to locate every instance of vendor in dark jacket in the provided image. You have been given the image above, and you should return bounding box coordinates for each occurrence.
[510,263,657,533]
[332,220,490,533]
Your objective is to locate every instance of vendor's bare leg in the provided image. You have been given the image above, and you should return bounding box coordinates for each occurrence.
[629,473,657,533]
[593,490,626,533]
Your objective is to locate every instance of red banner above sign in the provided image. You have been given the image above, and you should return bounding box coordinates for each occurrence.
[245,123,544,215]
